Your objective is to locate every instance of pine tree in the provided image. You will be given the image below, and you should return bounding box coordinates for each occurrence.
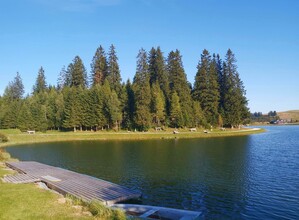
[107,44,122,96]
[167,50,193,126]
[193,50,220,126]
[4,72,24,100]
[148,47,170,120]
[207,54,220,125]
[17,99,33,131]
[192,101,207,128]
[30,94,48,132]
[91,45,108,86]
[151,82,166,126]
[33,67,47,94]
[133,48,152,131]
[169,92,183,128]
[122,80,135,130]
[1,100,21,129]
[90,85,106,130]
[70,56,88,88]
[102,80,121,130]
[222,49,249,127]
[63,87,82,131]
[57,66,71,89]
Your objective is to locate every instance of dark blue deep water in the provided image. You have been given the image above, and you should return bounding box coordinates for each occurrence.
[6,126,299,219]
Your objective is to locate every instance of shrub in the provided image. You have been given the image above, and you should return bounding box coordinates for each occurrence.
[88,200,126,220]
[0,133,8,143]
[0,149,11,161]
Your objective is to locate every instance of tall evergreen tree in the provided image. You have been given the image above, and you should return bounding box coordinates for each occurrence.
[4,72,24,100]
[169,92,183,128]
[90,85,106,130]
[122,80,135,130]
[193,50,220,126]
[91,45,108,86]
[151,82,166,126]
[17,99,34,131]
[107,44,122,96]
[148,47,170,119]
[63,87,83,131]
[192,100,207,128]
[70,56,88,88]
[222,49,249,127]
[57,66,71,89]
[167,50,193,126]
[133,48,152,131]
[33,67,47,94]
[102,80,121,130]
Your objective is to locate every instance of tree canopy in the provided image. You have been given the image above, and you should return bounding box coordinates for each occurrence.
[0,46,250,131]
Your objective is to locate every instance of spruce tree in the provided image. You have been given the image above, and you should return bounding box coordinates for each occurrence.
[107,44,122,96]
[192,101,207,128]
[102,80,121,130]
[4,72,24,100]
[91,45,108,86]
[17,99,34,131]
[30,94,48,132]
[222,49,249,127]
[193,50,220,126]
[207,54,220,125]
[133,48,152,131]
[148,47,170,120]
[57,66,71,89]
[151,82,166,126]
[169,92,183,128]
[70,56,88,88]
[63,87,82,131]
[167,50,193,126]
[33,67,47,94]
[90,85,106,130]
[122,80,135,130]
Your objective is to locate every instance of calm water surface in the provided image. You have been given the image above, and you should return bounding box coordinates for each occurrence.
[6,126,299,219]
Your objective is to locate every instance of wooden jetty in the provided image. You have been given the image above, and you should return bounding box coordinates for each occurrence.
[3,161,141,205]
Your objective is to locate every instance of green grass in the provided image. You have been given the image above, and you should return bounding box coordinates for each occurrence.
[0,127,264,148]
[0,164,127,220]
[0,165,93,220]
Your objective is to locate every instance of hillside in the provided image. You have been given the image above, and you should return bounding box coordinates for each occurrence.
[278,110,299,121]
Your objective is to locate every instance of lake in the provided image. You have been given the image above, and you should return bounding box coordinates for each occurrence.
[5,126,299,219]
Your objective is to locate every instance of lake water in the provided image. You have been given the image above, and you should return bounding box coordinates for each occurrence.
[6,126,299,219]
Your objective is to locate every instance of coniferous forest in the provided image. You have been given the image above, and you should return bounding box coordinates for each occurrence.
[0,45,250,132]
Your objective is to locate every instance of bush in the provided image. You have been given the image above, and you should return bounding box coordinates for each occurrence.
[0,133,8,143]
[0,149,11,161]
[88,200,126,220]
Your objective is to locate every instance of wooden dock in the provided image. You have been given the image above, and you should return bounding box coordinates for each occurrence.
[4,161,141,205]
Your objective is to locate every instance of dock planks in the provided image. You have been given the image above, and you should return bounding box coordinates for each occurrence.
[4,161,141,205]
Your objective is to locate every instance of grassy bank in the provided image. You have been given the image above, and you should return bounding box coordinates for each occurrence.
[0,127,264,148]
[0,161,126,220]
[0,163,92,219]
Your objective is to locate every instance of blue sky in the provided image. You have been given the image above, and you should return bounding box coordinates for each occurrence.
[0,0,298,113]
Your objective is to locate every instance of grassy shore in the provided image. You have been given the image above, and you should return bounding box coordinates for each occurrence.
[0,127,264,148]
[0,160,126,220]
[0,163,94,219]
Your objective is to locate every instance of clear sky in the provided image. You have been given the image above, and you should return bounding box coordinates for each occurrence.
[0,0,298,113]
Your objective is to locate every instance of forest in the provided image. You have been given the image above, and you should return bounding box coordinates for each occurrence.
[0,45,250,132]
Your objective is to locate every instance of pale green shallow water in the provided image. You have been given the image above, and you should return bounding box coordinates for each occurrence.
[6,126,299,219]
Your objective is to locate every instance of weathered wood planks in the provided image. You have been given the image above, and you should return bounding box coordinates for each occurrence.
[5,161,141,205]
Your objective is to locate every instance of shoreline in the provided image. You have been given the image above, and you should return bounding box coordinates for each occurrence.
[0,128,265,148]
